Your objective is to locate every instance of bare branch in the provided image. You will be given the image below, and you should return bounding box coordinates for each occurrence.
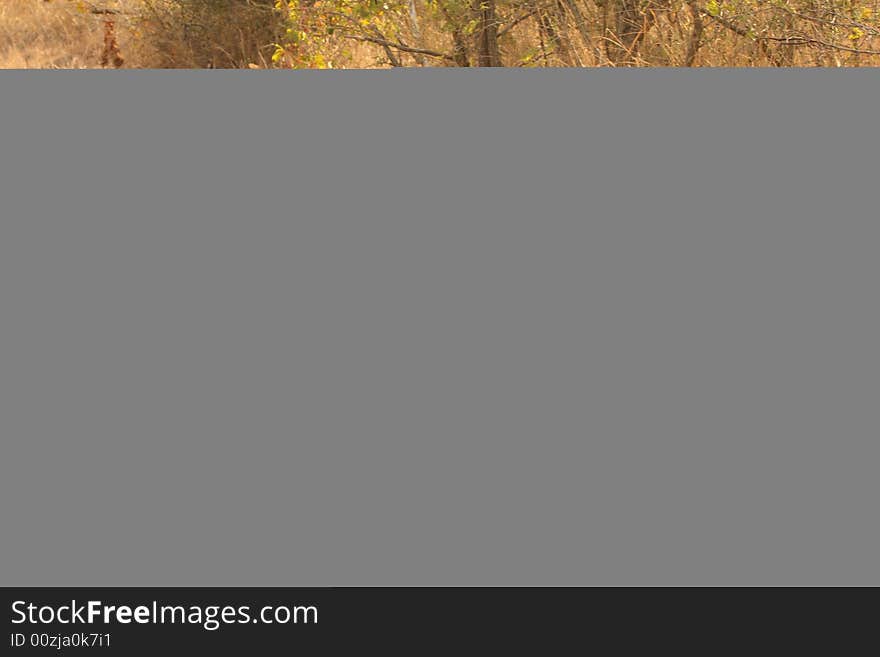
[342,35,457,63]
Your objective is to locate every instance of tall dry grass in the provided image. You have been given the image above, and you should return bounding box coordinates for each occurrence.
[0,0,136,68]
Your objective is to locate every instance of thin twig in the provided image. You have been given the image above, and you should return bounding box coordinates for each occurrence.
[497,8,539,38]
[700,8,880,60]
[342,35,456,63]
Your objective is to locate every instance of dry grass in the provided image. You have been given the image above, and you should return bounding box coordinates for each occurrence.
[0,0,285,68]
[0,0,138,68]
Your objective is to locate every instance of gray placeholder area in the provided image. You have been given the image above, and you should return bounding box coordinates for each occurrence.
[0,71,878,586]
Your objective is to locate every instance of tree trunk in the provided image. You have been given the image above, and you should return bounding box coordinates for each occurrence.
[473,0,501,66]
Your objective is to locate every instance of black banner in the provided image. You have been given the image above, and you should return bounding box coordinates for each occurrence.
[2,587,861,653]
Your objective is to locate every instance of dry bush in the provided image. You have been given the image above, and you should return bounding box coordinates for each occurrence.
[136,0,285,67]
[480,0,880,67]
[264,0,880,68]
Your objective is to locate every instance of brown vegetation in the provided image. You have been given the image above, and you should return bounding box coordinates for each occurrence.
[1,0,122,68]
[2,0,879,68]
